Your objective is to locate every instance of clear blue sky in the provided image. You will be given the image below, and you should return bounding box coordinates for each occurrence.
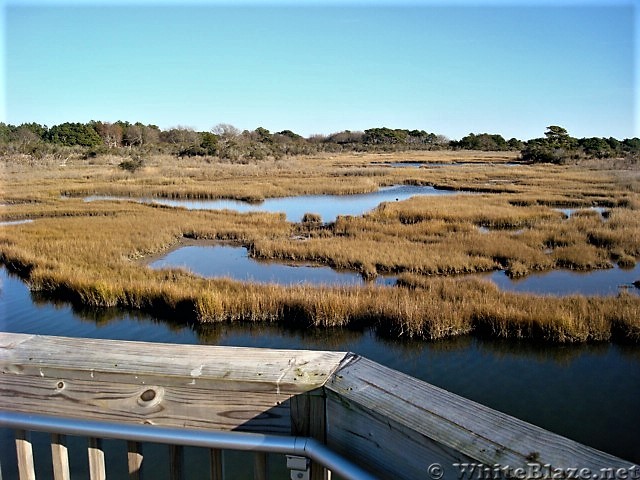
[2,0,637,140]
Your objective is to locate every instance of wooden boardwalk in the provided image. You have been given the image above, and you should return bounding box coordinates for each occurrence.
[0,332,631,479]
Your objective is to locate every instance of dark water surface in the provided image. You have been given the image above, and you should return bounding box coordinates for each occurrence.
[1,267,639,468]
[84,184,460,222]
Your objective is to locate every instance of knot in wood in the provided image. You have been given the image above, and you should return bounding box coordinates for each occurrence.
[136,386,164,408]
[140,389,156,402]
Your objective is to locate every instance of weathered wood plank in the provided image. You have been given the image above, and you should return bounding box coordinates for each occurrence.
[0,332,347,394]
[88,437,106,480]
[51,433,71,480]
[2,332,631,480]
[326,390,473,479]
[308,398,326,480]
[2,375,291,433]
[0,332,346,434]
[127,441,143,480]
[0,374,293,433]
[15,430,35,480]
[291,390,327,480]
[327,355,629,480]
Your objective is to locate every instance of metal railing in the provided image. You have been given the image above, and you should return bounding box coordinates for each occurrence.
[1,410,377,480]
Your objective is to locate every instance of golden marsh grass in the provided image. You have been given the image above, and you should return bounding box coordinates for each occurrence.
[1,150,639,343]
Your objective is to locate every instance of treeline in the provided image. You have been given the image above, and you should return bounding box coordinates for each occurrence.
[0,122,453,161]
[1,121,638,164]
[520,126,640,164]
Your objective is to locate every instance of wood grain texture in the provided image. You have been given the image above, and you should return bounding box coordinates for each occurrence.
[2,332,630,480]
[15,430,35,480]
[88,437,106,480]
[0,333,347,393]
[0,332,348,434]
[327,355,629,480]
[51,434,71,480]
[0,374,293,433]
[127,441,143,480]
[326,390,473,479]
[291,391,327,479]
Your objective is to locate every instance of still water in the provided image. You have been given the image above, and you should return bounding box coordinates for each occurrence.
[1,267,639,468]
[555,207,609,219]
[85,184,459,223]
[149,243,640,296]
[475,264,640,296]
[148,244,397,286]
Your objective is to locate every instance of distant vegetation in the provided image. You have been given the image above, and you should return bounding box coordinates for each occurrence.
[1,121,638,164]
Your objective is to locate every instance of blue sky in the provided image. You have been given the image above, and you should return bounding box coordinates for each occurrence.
[2,0,637,140]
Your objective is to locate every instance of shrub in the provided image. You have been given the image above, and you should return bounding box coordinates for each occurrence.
[302,213,322,224]
[118,156,145,173]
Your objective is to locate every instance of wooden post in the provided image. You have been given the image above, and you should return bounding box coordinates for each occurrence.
[290,390,327,480]
[51,433,71,480]
[209,449,223,480]
[87,437,106,480]
[15,430,35,480]
[127,441,143,480]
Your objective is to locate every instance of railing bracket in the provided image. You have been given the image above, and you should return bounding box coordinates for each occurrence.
[286,454,310,480]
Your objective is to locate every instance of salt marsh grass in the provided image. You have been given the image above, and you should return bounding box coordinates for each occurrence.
[1,150,638,343]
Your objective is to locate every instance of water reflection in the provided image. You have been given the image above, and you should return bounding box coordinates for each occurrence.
[84,184,459,222]
[475,264,640,296]
[1,267,639,462]
[148,243,639,296]
[148,244,396,286]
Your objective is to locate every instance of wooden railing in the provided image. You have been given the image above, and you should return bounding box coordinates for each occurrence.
[0,333,633,479]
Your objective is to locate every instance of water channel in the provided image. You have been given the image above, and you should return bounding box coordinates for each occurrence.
[148,243,640,296]
[1,267,639,471]
[84,184,460,223]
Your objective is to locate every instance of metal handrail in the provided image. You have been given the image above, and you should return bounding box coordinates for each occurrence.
[0,410,377,480]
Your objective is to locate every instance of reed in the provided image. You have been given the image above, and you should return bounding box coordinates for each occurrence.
[1,150,639,343]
